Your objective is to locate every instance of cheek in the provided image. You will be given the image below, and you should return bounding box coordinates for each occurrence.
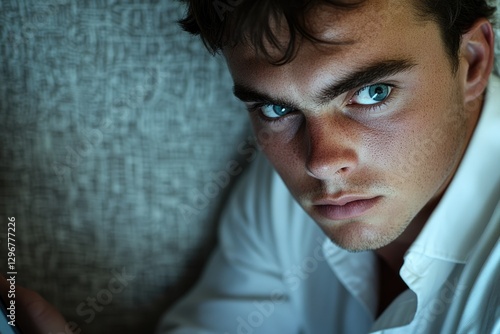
[251,114,305,157]
[368,94,467,199]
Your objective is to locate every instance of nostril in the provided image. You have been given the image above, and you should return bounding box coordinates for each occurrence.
[338,166,351,174]
[305,157,356,180]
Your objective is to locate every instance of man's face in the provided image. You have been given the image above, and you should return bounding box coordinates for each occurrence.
[224,0,478,251]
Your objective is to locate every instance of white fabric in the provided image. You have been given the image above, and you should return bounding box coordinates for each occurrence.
[157,75,500,334]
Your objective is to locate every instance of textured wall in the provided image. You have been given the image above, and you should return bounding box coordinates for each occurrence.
[0,1,499,333]
[0,1,250,333]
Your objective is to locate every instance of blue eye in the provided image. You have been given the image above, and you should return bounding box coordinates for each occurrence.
[260,104,294,119]
[351,84,393,105]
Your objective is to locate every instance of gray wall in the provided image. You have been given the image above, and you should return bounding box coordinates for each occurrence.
[0,1,250,333]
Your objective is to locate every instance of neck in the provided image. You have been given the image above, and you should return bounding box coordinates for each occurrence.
[373,200,439,317]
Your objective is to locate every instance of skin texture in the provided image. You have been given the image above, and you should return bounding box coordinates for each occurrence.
[224,0,494,273]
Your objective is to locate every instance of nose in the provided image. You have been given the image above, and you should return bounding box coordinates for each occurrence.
[305,115,359,180]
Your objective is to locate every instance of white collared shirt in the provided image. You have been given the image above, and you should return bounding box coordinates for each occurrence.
[157,76,500,334]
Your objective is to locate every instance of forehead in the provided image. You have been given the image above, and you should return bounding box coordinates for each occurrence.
[306,0,416,43]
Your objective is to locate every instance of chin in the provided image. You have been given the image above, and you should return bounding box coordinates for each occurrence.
[318,219,400,252]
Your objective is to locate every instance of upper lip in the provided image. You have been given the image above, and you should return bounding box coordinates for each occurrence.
[313,195,379,206]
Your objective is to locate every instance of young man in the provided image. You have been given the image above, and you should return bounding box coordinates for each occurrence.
[2,0,498,333]
[156,0,500,333]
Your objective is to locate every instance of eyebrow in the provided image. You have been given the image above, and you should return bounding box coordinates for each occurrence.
[232,58,417,108]
[233,83,300,109]
[316,59,417,104]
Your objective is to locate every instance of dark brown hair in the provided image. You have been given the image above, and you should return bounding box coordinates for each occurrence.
[179,0,496,69]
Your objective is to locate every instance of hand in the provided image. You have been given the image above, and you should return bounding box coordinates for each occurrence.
[1,275,74,334]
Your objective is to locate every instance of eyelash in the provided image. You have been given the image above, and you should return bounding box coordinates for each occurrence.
[247,83,396,123]
[247,104,296,125]
[354,100,390,114]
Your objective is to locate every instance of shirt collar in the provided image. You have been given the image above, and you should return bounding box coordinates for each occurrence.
[322,238,379,319]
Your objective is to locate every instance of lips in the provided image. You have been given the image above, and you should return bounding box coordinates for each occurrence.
[313,195,382,220]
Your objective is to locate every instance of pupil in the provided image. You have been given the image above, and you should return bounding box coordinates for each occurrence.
[273,105,288,115]
[369,85,388,101]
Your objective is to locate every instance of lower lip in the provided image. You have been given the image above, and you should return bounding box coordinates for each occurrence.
[314,197,381,220]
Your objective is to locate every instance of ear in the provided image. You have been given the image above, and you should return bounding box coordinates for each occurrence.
[460,18,495,104]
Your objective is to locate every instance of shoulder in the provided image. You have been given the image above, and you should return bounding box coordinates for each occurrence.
[446,201,500,333]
